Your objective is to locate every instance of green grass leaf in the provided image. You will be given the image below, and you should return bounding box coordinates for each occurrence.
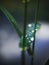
[0,6,23,37]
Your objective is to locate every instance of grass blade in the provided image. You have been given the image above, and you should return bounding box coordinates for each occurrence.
[31,0,40,65]
[0,6,22,37]
[21,0,28,65]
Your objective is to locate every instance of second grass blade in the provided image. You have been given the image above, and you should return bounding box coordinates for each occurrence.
[0,7,22,37]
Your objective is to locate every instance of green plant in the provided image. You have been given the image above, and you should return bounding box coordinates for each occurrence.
[0,0,40,65]
[0,6,40,55]
[19,23,40,54]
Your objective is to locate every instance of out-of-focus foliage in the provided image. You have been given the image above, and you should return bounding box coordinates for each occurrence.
[0,6,23,37]
[22,0,30,3]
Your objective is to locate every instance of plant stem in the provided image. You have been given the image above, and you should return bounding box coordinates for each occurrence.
[21,0,28,65]
[31,0,40,65]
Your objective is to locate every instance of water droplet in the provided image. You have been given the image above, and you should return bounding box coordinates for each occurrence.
[32,30,34,33]
[31,37,34,41]
[35,29,38,31]
[28,24,31,27]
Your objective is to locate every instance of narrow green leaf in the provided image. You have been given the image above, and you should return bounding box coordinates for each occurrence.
[0,6,23,37]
